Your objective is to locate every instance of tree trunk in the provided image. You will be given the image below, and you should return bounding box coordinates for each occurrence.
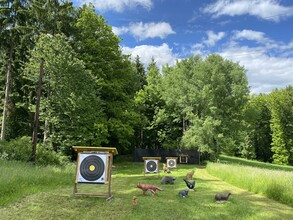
[1,46,13,141]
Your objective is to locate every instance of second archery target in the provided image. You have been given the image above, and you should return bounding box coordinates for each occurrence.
[145,160,158,173]
[77,153,107,183]
[166,157,177,168]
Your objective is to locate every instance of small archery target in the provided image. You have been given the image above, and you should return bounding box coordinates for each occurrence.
[77,153,107,183]
[145,160,158,173]
[167,158,177,168]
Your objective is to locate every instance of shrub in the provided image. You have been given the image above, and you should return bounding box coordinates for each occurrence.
[0,136,69,166]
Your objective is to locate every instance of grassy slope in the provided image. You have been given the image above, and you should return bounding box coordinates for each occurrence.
[1,161,293,220]
[219,155,293,172]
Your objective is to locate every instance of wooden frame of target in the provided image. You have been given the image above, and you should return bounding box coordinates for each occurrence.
[73,146,118,199]
[166,157,177,169]
[142,157,161,176]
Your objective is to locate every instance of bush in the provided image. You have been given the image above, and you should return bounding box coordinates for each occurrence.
[0,136,69,166]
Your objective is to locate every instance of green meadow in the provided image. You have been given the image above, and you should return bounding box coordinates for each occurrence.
[1,160,293,220]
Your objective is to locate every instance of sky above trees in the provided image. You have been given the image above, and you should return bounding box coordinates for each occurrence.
[73,0,293,94]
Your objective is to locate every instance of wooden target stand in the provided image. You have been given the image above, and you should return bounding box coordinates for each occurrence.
[143,157,161,176]
[166,157,178,169]
[73,146,118,199]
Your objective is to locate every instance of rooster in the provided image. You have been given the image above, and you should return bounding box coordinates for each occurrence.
[183,179,196,191]
[136,183,163,195]
[215,192,232,203]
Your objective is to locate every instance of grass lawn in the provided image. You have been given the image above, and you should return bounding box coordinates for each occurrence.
[1,161,293,220]
[218,155,293,172]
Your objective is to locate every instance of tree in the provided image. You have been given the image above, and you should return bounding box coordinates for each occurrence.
[161,54,249,157]
[269,86,293,165]
[72,4,140,153]
[23,34,103,153]
[0,0,31,140]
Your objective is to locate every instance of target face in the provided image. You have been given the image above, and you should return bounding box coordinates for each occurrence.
[145,160,158,173]
[78,154,107,183]
[167,159,176,168]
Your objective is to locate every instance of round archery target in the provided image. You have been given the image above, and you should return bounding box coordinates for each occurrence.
[167,159,176,168]
[78,153,107,183]
[145,160,158,173]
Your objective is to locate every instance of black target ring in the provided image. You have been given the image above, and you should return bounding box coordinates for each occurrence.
[168,159,175,167]
[80,155,105,181]
[146,160,157,172]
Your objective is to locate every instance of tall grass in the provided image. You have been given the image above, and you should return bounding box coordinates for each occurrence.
[0,159,75,206]
[219,155,293,172]
[206,162,293,206]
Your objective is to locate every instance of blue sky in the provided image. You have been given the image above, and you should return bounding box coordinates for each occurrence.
[74,0,293,94]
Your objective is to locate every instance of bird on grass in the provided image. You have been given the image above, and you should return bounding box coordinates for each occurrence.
[183,179,196,191]
[132,196,138,207]
[215,192,232,203]
[178,189,189,198]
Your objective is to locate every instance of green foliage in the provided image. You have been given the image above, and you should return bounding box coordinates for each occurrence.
[243,94,272,162]
[0,136,69,165]
[0,136,31,161]
[72,5,140,153]
[23,33,103,152]
[161,55,249,155]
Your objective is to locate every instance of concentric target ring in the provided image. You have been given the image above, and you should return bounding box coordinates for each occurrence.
[80,155,105,181]
[146,160,157,172]
[168,159,175,167]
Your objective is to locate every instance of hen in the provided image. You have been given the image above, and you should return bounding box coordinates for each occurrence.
[183,179,196,191]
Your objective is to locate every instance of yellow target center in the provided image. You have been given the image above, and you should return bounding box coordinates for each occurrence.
[150,165,153,168]
[89,165,95,171]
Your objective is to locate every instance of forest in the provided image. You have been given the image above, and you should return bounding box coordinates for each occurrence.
[1,0,293,166]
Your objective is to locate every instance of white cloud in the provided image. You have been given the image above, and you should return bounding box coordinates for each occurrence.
[113,22,175,41]
[203,0,293,22]
[77,0,153,12]
[122,43,178,68]
[233,29,268,42]
[203,31,225,47]
[219,45,293,93]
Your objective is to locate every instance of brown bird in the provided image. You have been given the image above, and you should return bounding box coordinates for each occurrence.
[132,196,138,207]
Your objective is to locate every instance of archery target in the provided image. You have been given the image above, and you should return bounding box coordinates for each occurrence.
[167,158,177,168]
[145,160,158,173]
[77,153,107,183]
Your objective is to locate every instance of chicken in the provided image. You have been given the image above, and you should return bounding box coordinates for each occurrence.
[183,179,196,191]
[215,192,232,202]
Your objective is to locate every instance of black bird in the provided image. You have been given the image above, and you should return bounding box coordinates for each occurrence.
[215,192,232,202]
[183,179,196,191]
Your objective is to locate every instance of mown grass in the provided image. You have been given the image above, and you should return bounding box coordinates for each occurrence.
[219,155,293,172]
[1,160,293,220]
[206,162,293,207]
[0,159,74,206]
